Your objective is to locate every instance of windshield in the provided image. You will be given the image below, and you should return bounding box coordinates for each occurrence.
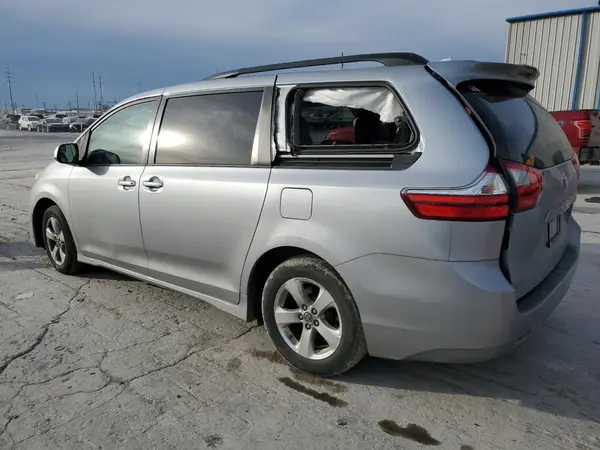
[46,119,61,123]
[27,116,39,120]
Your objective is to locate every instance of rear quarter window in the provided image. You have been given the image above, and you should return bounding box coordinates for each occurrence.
[459,82,573,169]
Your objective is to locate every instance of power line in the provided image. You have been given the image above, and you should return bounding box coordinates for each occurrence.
[5,68,15,113]
[98,73,104,113]
[92,72,98,111]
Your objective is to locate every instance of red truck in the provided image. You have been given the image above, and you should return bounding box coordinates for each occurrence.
[550,109,600,165]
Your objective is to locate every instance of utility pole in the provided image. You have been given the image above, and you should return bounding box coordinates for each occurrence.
[35,91,40,109]
[92,72,98,111]
[5,68,15,113]
[75,91,80,116]
[68,100,72,110]
[98,73,104,113]
[42,101,47,109]
[341,52,344,69]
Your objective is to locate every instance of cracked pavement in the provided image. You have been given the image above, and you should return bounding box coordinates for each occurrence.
[1,130,600,449]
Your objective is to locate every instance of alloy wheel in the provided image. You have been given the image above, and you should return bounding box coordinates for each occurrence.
[274,277,342,360]
[46,217,67,265]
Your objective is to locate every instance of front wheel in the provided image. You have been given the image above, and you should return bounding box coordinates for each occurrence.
[42,205,82,275]
[261,256,367,376]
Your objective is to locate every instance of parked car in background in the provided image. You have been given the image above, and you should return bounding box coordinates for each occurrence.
[551,109,600,165]
[30,53,581,376]
[37,118,71,133]
[69,118,95,133]
[5,114,21,130]
[18,115,42,131]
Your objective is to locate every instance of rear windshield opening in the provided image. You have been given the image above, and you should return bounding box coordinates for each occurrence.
[459,80,574,169]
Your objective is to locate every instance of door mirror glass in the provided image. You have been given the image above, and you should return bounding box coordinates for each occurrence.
[54,143,79,164]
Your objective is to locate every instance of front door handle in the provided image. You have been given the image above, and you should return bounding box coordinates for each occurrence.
[142,176,163,190]
[117,176,136,189]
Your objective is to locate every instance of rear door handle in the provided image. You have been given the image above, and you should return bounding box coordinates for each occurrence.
[117,176,136,189]
[142,176,163,190]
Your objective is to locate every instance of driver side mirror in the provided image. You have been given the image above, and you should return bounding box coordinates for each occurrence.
[54,143,79,165]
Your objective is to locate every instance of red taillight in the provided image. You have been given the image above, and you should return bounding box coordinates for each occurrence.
[401,167,510,221]
[501,161,544,212]
[402,162,544,221]
[573,120,591,139]
[571,152,580,181]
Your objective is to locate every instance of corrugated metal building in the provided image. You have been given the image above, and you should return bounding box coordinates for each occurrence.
[506,5,600,111]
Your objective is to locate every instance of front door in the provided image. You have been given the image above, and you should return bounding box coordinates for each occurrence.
[139,89,270,304]
[69,98,160,273]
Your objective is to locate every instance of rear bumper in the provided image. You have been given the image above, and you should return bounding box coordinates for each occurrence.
[335,219,581,363]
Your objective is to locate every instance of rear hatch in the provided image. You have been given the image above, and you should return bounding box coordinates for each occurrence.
[428,62,579,299]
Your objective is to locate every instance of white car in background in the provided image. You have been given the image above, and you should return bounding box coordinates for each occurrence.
[18,115,42,131]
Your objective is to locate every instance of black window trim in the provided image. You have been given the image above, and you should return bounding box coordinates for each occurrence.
[77,96,162,167]
[284,80,420,157]
[148,87,267,168]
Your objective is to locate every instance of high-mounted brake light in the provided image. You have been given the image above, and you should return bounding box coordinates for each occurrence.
[401,166,510,221]
[573,120,591,139]
[402,162,544,221]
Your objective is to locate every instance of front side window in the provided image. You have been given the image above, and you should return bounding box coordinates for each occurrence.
[155,91,263,165]
[85,99,158,165]
[290,86,415,149]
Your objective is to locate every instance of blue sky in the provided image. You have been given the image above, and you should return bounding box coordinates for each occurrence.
[1,0,593,109]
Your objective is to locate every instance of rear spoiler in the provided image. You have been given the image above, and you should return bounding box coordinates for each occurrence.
[426,61,540,92]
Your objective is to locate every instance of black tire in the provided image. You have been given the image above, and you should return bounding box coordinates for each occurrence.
[261,255,367,377]
[41,205,82,275]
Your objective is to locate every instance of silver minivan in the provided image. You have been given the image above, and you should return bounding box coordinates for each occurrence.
[30,53,581,376]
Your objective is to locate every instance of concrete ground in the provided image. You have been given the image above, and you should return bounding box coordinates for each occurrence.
[0,129,599,450]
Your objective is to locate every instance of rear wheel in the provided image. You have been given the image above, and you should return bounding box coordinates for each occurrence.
[42,205,82,275]
[261,256,367,376]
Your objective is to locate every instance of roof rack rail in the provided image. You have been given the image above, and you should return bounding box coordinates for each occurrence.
[204,52,428,80]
